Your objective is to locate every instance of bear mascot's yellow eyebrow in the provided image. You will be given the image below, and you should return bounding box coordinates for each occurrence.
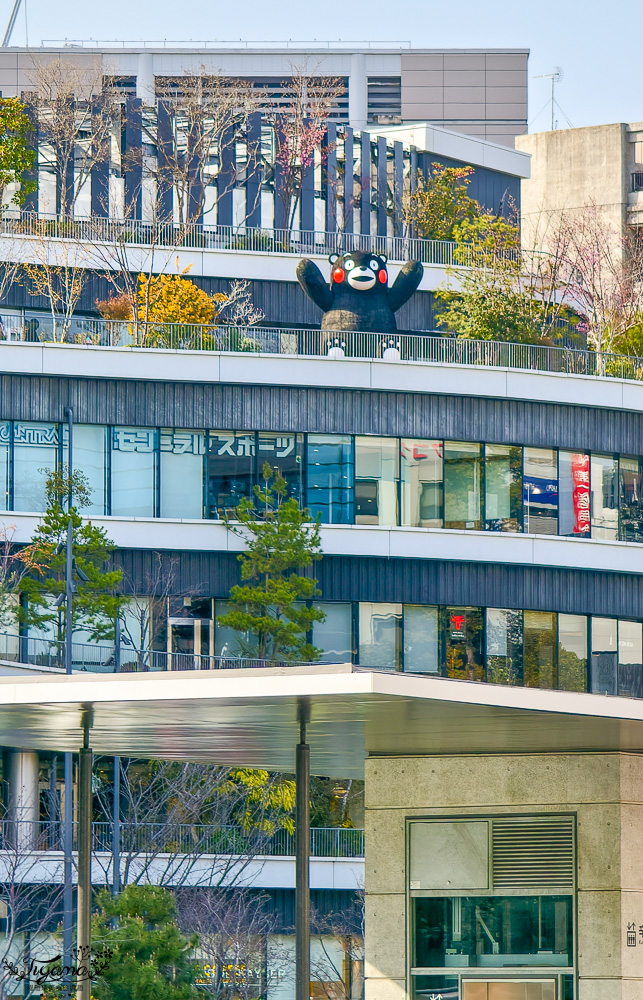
[297,251,423,333]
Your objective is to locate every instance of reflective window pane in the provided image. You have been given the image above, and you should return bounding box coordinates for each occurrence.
[355,437,399,525]
[214,599,254,658]
[0,422,9,510]
[257,432,304,503]
[312,603,352,662]
[444,606,483,681]
[403,605,438,673]
[484,444,522,532]
[111,426,157,517]
[619,456,643,542]
[590,617,618,695]
[444,442,482,530]
[13,421,58,512]
[207,431,255,518]
[358,603,402,668]
[523,448,558,535]
[591,454,618,540]
[160,429,205,519]
[558,613,588,692]
[558,451,590,537]
[401,439,443,528]
[618,619,642,699]
[523,610,556,689]
[307,435,353,524]
[65,424,108,515]
[486,608,523,685]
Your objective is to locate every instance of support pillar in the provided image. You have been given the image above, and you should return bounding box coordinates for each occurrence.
[76,714,93,1000]
[295,703,310,1000]
[7,750,39,851]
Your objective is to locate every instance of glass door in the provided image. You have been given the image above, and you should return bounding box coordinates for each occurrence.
[167,617,212,670]
[463,980,556,1000]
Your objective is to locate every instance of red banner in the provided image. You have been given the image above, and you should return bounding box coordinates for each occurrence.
[571,453,590,534]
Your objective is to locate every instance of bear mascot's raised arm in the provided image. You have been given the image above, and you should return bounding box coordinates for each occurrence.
[296,251,423,333]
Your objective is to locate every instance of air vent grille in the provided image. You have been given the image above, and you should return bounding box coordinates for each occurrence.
[491,817,575,891]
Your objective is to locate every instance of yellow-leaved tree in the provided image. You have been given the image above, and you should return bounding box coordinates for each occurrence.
[136,264,225,348]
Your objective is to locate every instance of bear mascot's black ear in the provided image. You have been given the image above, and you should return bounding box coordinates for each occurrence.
[329,253,340,265]
[378,253,388,264]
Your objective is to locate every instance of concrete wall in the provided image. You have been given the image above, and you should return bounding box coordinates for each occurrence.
[516,124,630,250]
[364,752,643,1000]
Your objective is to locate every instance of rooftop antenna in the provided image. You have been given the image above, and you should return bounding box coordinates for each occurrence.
[2,0,23,45]
[535,67,563,131]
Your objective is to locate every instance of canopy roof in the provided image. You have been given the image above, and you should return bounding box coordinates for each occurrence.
[1,665,642,774]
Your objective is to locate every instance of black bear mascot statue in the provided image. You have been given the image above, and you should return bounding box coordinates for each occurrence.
[296,250,423,333]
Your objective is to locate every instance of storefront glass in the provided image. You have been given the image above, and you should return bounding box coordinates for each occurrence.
[68,424,108,515]
[484,445,522,532]
[590,453,618,540]
[619,456,643,541]
[307,435,354,524]
[523,611,556,689]
[313,603,353,663]
[404,605,439,673]
[207,431,255,518]
[401,439,443,527]
[523,448,558,535]
[111,426,157,517]
[0,422,9,510]
[486,608,523,685]
[558,451,590,537]
[590,617,618,695]
[444,442,482,530]
[355,437,399,525]
[558,614,588,692]
[359,603,402,668]
[618,619,643,699]
[444,606,484,681]
[13,421,58,512]
[160,429,205,519]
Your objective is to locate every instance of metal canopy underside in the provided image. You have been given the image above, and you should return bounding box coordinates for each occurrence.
[1,665,643,775]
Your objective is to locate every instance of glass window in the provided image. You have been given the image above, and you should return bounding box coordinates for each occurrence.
[590,617,617,695]
[558,614,588,692]
[523,610,556,689]
[355,437,399,525]
[307,435,353,524]
[312,603,352,662]
[444,606,484,681]
[0,422,9,510]
[413,895,573,969]
[12,421,58,512]
[65,424,108,515]
[484,444,522,532]
[401,439,443,528]
[214,599,254,658]
[403,605,439,673]
[619,456,643,542]
[618,619,642,699]
[358,603,401,668]
[444,442,482,530]
[111,427,157,517]
[591,454,618,540]
[160,429,205,519]
[523,448,558,535]
[558,451,590,537]
[207,431,255,518]
[257,432,304,503]
[485,608,523,685]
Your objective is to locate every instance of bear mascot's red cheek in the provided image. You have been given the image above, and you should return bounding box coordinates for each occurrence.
[378,270,387,283]
[332,268,344,283]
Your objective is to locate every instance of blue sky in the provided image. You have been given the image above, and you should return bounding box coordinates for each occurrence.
[11,0,640,132]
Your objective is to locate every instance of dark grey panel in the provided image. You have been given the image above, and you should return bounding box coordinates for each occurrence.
[112,550,643,621]
[1,375,642,455]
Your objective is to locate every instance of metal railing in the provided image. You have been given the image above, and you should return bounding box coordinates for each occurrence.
[0,633,335,673]
[0,820,364,858]
[1,317,642,382]
[0,212,468,266]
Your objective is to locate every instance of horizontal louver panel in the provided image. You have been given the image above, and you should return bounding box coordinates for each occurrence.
[492,817,574,891]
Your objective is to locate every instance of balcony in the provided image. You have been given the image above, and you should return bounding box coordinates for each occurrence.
[1,317,641,382]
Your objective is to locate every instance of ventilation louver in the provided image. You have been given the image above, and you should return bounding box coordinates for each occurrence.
[491,816,574,891]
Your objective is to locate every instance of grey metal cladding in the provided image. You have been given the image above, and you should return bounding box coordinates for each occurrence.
[1,374,643,455]
[113,550,643,620]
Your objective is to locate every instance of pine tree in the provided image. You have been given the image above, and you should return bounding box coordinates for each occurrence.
[19,469,122,643]
[220,465,325,661]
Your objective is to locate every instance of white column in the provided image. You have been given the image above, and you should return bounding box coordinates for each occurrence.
[136,52,155,102]
[348,53,368,131]
[7,751,40,852]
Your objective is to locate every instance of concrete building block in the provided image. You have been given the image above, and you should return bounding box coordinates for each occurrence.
[364,894,407,980]
[442,103,487,119]
[444,70,486,87]
[484,86,528,104]
[485,53,530,70]
[400,54,445,71]
[364,978,406,1000]
[364,809,406,895]
[575,802,622,891]
[443,87,488,103]
[444,54,486,70]
[577,889,622,977]
[619,803,643,890]
[485,70,529,87]
[401,70,446,87]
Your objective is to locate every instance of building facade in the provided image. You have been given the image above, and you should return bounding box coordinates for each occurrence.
[0,44,528,146]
